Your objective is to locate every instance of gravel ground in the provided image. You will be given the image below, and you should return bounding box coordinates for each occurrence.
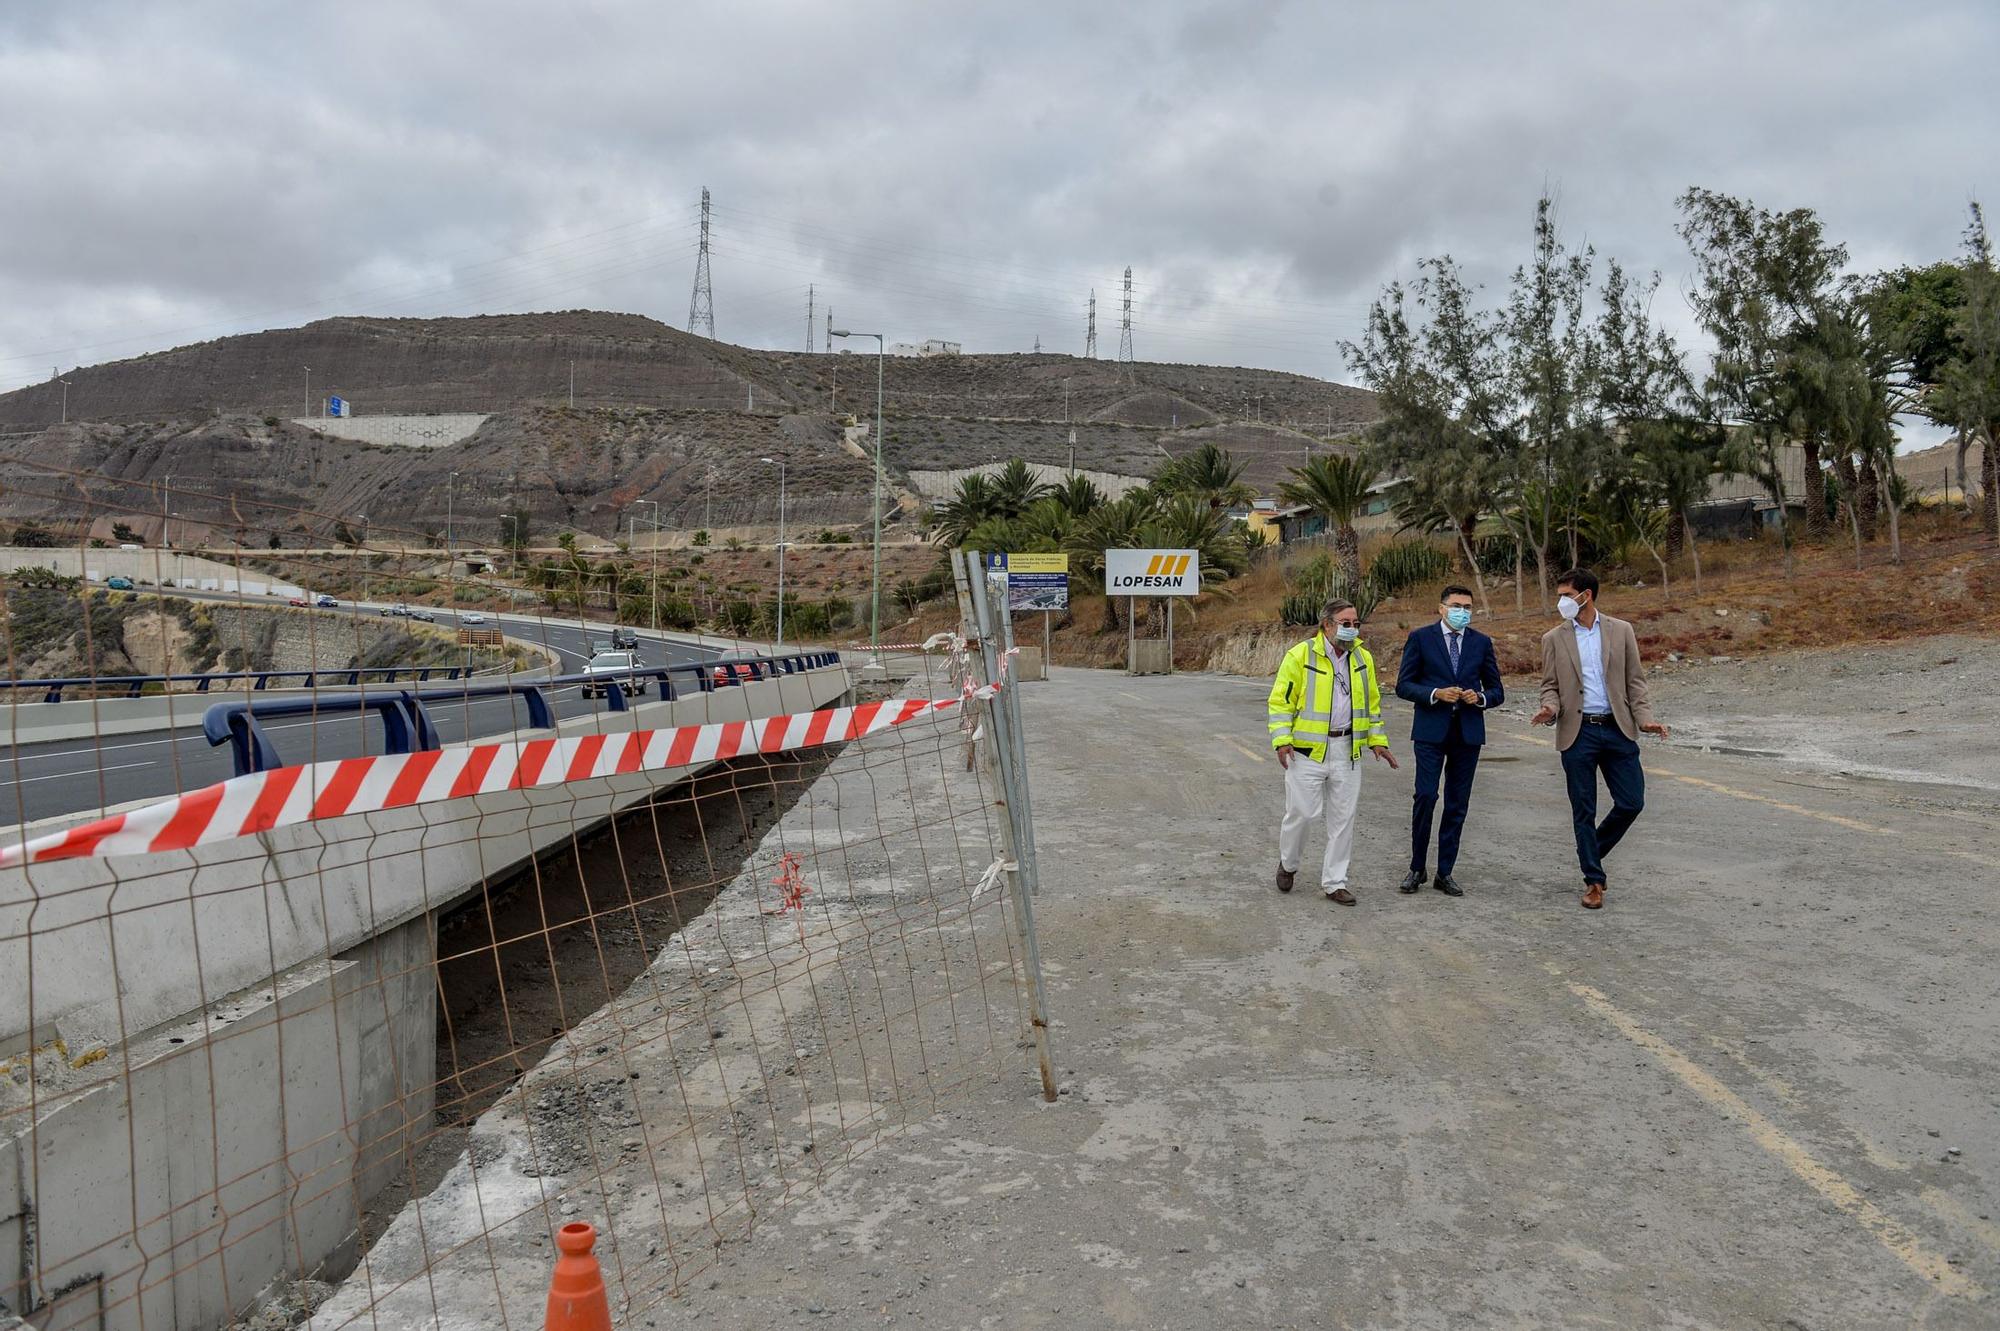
[1644,633,2000,795]
[315,638,1999,1330]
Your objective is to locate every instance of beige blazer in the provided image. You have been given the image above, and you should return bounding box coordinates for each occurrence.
[1538,612,1655,750]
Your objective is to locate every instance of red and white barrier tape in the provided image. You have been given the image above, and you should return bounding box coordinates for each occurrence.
[0,696,964,868]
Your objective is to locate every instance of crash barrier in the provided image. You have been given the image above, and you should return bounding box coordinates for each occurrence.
[194,651,844,776]
[1,657,1049,1330]
[2,663,482,704]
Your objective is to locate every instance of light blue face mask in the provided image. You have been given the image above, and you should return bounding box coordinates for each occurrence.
[1444,606,1472,631]
[1333,625,1360,643]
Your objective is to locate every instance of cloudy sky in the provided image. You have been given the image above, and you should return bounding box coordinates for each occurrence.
[2,0,1994,421]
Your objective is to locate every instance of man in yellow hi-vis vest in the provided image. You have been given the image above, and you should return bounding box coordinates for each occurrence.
[1267,598,1399,903]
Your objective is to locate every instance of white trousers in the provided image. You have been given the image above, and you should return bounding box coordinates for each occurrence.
[1279,749,1362,891]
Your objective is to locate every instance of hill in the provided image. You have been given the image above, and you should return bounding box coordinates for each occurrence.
[0,312,1380,544]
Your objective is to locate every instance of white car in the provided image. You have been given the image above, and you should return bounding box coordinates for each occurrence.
[580,650,648,698]
[459,612,488,626]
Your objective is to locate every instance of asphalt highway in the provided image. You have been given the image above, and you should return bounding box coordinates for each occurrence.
[0,600,765,829]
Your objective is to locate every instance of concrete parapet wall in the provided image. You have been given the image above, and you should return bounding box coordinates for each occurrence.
[291,414,489,449]
[1,665,848,1046]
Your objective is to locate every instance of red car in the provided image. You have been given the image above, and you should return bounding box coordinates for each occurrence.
[287,597,309,607]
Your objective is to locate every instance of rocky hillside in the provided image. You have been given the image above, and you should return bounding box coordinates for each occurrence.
[0,312,1380,544]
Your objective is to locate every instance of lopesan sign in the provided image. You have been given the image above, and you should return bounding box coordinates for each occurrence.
[1104,548,1201,597]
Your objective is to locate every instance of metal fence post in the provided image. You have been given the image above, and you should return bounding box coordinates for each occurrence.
[992,589,1042,894]
[960,550,1058,1103]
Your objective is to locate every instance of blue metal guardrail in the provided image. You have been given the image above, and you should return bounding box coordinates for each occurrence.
[3,665,478,704]
[198,651,844,775]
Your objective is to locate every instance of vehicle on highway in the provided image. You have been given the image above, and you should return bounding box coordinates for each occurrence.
[579,650,649,698]
[379,603,437,622]
[459,611,488,626]
[315,595,338,608]
[287,596,309,607]
[712,662,757,686]
[106,576,135,590]
[609,626,640,650]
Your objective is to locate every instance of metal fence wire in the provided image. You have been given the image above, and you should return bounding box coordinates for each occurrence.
[0,474,1054,1330]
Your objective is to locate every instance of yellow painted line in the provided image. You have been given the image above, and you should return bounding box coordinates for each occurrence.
[1217,735,1267,765]
[1505,731,1896,836]
[1922,1188,2000,1259]
[1655,769,1896,836]
[1567,982,1978,1297]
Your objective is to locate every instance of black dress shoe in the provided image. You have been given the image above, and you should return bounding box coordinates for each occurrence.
[1434,875,1464,897]
[1399,869,1425,894]
[1276,865,1295,893]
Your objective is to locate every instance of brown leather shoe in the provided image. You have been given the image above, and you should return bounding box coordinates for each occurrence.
[1327,887,1357,905]
[1275,865,1295,893]
[1581,882,1605,910]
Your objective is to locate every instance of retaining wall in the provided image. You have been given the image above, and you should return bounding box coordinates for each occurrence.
[291,414,489,449]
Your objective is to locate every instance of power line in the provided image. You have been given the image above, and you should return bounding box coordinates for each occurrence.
[687,187,716,338]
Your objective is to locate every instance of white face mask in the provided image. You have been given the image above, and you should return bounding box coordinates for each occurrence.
[1558,594,1582,621]
[1332,625,1360,643]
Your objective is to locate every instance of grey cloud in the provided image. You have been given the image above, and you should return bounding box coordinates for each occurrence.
[0,0,1993,400]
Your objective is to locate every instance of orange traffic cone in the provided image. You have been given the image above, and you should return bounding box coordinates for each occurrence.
[545,1221,613,1331]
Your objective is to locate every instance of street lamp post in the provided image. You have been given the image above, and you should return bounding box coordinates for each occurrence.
[161,475,173,549]
[57,377,72,425]
[446,471,459,563]
[642,499,661,633]
[829,329,885,662]
[761,456,787,648]
[303,367,311,418]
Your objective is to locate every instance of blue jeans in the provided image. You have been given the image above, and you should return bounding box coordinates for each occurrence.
[1410,739,1481,877]
[1559,723,1645,885]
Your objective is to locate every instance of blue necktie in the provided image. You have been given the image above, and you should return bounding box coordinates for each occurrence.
[1447,631,1461,676]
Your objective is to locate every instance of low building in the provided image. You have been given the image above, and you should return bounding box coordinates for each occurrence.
[1691,443,1810,537]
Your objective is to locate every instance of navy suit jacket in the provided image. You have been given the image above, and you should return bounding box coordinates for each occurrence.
[1396,621,1504,746]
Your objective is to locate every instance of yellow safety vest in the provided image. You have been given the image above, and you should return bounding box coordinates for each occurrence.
[1266,632,1388,763]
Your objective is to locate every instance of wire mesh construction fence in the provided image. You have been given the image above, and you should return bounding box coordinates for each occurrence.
[0,472,1055,1329]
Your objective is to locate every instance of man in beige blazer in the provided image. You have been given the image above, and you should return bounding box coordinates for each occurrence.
[1529,568,1670,909]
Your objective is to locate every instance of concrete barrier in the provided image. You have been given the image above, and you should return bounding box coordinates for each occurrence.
[0,663,849,1331]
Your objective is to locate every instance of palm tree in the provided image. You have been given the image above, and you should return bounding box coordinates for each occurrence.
[1158,442,1255,511]
[1148,491,1249,580]
[1279,453,1373,578]
[929,473,1000,546]
[1066,493,1156,631]
[1050,473,1106,518]
[990,459,1054,517]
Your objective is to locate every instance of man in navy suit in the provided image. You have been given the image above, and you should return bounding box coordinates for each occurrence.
[1395,585,1504,897]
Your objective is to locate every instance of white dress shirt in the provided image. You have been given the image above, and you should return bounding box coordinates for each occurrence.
[1322,634,1351,716]
[1573,616,1609,713]
[1431,626,1474,704]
